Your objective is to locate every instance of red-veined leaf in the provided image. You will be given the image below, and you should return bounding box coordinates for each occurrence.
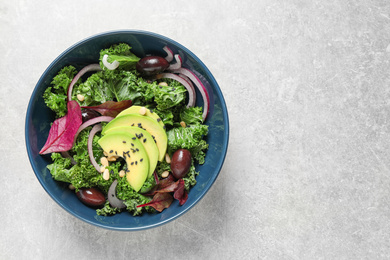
[173,179,188,205]
[136,192,173,212]
[39,100,82,154]
[81,100,132,117]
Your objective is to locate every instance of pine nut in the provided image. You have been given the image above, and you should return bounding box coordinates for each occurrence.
[158,82,168,86]
[68,184,75,190]
[100,166,106,173]
[165,153,171,164]
[119,170,126,177]
[139,106,147,116]
[180,121,186,128]
[77,94,85,102]
[100,157,109,167]
[161,171,169,178]
[107,155,117,162]
[103,168,110,180]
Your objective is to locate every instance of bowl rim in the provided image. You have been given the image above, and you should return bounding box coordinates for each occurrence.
[25,29,229,231]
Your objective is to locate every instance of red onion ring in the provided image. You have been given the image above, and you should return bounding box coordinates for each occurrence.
[163,46,174,63]
[108,180,126,209]
[167,54,182,71]
[73,116,114,145]
[168,68,210,121]
[155,73,196,108]
[61,151,76,165]
[102,54,120,70]
[88,124,102,172]
[178,73,195,91]
[67,64,102,102]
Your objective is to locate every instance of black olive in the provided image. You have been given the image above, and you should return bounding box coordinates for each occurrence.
[136,56,169,76]
[81,108,101,123]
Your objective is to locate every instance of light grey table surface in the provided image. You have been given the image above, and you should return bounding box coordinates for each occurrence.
[2,0,390,259]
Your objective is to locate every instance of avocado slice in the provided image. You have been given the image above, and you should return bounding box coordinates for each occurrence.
[98,132,149,192]
[117,106,164,128]
[104,126,159,178]
[102,114,167,161]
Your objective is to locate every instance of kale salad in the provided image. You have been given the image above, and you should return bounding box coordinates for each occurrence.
[40,43,210,216]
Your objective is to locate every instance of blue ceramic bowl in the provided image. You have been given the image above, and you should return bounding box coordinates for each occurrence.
[25,30,229,231]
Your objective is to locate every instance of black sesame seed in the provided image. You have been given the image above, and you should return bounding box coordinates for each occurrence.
[131,123,135,126]
[136,148,139,152]
[157,118,161,122]
[131,143,134,146]
[135,161,138,165]
[150,109,153,113]
[122,141,126,144]
[138,123,142,128]
[109,150,113,153]
[131,162,134,165]
[143,138,146,143]
[132,137,136,140]
[140,158,143,162]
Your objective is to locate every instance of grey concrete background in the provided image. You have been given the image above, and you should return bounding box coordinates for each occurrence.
[2,0,390,259]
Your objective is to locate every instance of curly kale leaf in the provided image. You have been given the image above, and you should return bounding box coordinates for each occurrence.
[72,70,155,107]
[153,79,187,110]
[43,65,78,117]
[99,43,140,71]
[167,124,208,151]
[115,176,153,216]
[180,106,203,125]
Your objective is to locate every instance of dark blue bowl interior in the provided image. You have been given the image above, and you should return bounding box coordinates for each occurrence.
[25,30,229,231]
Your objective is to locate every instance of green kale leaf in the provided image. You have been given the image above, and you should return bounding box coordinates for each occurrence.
[153,79,187,110]
[43,65,77,117]
[72,70,155,107]
[180,106,203,125]
[167,124,208,151]
[99,43,140,71]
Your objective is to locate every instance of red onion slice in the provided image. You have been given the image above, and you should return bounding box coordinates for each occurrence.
[73,116,114,145]
[178,73,195,90]
[102,54,120,70]
[168,68,210,121]
[61,151,76,165]
[156,73,196,108]
[88,124,102,172]
[108,180,126,209]
[67,64,102,102]
[163,45,174,63]
[167,54,182,71]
